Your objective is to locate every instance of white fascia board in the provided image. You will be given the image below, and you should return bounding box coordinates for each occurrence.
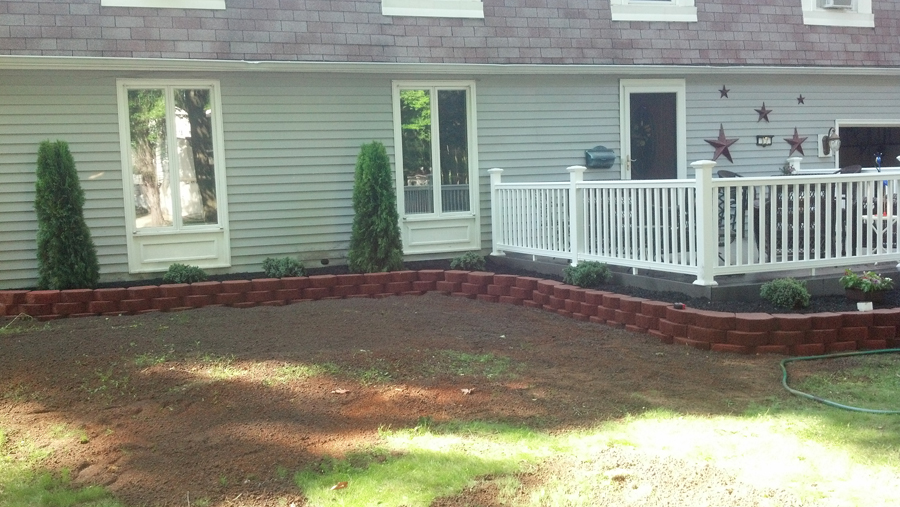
[2,55,900,78]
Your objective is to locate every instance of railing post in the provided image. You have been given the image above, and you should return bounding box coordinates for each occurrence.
[787,156,802,173]
[567,165,586,266]
[488,168,505,257]
[691,160,719,286]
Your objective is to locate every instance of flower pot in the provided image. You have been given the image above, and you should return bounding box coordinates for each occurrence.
[844,288,885,303]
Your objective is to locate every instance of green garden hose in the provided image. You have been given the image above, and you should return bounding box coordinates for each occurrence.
[780,348,900,414]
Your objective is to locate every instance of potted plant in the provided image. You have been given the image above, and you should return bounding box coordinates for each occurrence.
[839,269,894,303]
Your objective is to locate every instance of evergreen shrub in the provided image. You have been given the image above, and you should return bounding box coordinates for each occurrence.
[162,263,208,284]
[34,140,100,290]
[347,141,404,273]
[760,278,810,309]
[449,251,486,271]
[563,261,612,288]
[262,257,306,278]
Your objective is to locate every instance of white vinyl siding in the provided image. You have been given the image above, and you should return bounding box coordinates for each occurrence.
[475,76,620,247]
[682,74,900,176]
[222,74,394,272]
[0,72,125,289]
[6,68,900,289]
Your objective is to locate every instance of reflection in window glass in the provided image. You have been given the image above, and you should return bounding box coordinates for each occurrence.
[401,89,434,215]
[174,89,218,225]
[128,89,172,228]
[438,90,469,213]
[127,87,218,229]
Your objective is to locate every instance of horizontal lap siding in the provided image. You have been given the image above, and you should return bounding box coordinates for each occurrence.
[221,73,394,272]
[685,75,900,176]
[476,75,619,246]
[0,71,125,289]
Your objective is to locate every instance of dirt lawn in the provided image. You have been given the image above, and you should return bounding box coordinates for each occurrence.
[1,292,799,506]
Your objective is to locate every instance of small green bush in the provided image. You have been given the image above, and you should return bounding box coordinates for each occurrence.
[760,278,810,309]
[162,263,208,284]
[563,261,612,288]
[450,251,486,271]
[262,257,306,278]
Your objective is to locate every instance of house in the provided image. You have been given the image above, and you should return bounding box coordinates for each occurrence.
[2,0,899,289]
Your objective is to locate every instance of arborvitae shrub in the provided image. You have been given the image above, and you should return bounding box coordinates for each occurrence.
[347,141,404,273]
[262,257,306,278]
[450,251,486,271]
[760,278,810,309]
[34,140,100,290]
[162,263,208,284]
[563,261,612,289]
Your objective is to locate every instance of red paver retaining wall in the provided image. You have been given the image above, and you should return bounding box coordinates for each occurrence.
[2,270,898,355]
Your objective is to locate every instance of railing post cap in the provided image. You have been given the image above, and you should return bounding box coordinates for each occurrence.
[566,165,587,173]
[488,167,503,174]
[690,160,717,169]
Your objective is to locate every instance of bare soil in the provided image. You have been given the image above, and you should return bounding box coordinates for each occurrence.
[1,292,809,507]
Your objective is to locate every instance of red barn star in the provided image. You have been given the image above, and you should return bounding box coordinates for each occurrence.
[755,102,773,122]
[797,94,805,104]
[784,128,808,157]
[719,85,730,98]
[705,124,739,163]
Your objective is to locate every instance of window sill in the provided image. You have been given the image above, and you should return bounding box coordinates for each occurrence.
[382,0,484,19]
[610,4,698,22]
[101,0,225,9]
[802,9,874,27]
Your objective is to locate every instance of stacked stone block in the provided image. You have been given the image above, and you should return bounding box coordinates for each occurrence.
[2,270,898,356]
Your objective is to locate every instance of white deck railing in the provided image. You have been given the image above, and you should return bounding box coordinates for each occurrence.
[489,162,900,286]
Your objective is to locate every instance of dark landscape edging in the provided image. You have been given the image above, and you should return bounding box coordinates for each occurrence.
[2,270,898,355]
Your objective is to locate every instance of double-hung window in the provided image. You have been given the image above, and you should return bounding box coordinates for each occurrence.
[116,80,230,273]
[609,0,697,22]
[382,0,483,18]
[801,0,873,27]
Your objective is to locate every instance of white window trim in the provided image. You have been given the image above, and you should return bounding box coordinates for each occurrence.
[610,0,697,22]
[101,0,225,9]
[391,80,482,255]
[834,120,900,170]
[116,79,231,273]
[801,0,873,27]
[382,0,483,19]
[619,78,688,179]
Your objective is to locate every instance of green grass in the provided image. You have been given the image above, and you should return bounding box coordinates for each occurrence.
[293,402,900,507]
[0,315,49,336]
[792,352,900,411]
[0,427,123,507]
[3,352,900,506]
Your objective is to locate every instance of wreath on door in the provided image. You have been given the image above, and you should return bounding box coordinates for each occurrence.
[631,105,655,167]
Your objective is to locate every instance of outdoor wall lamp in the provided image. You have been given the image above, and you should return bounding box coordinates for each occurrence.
[756,135,773,147]
[821,127,841,156]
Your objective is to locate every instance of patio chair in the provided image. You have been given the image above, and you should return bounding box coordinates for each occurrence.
[753,183,832,262]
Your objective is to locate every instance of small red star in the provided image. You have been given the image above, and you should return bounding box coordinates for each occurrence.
[719,85,730,98]
[784,128,808,157]
[797,94,805,104]
[755,102,773,123]
[705,124,739,163]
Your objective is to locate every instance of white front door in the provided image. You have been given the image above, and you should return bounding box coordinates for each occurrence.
[392,81,480,255]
